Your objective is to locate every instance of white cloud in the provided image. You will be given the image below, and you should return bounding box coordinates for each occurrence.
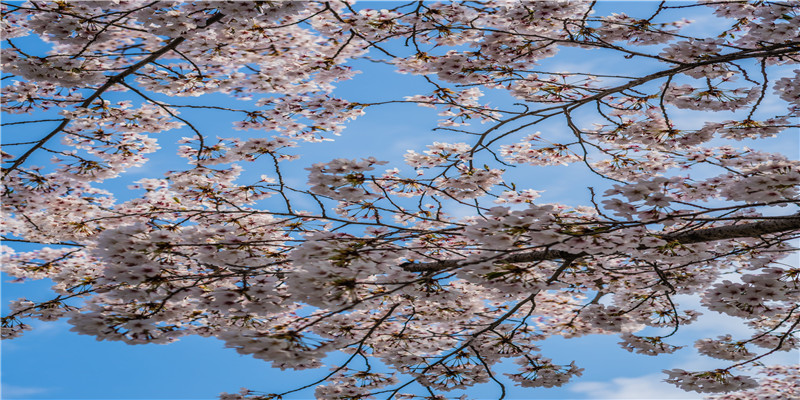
[570,374,701,399]
[1,384,48,398]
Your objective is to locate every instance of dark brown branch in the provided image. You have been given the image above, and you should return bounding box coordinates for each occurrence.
[402,213,800,272]
[660,213,800,244]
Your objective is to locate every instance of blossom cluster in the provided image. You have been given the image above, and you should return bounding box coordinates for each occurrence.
[663,369,758,393]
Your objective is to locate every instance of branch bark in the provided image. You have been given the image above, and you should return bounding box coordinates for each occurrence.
[401,213,800,272]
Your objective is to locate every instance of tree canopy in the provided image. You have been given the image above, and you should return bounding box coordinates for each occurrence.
[1,1,799,399]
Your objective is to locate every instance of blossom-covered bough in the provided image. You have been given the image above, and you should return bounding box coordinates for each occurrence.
[2,1,799,399]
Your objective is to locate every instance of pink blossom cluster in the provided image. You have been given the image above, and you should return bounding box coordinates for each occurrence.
[705,365,799,400]
[702,268,800,319]
[694,335,755,361]
[618,333,683,356]
[664,369,758,393]
[505,355,584,388]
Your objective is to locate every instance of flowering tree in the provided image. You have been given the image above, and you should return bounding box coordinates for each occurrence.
[2,1,799,399]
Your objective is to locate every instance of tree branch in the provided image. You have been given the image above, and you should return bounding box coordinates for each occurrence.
[402,213,800,272]
[1,12,225,177]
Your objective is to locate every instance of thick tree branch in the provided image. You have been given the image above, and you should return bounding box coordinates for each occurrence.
[402,213,800,272]
[659,214,800,244]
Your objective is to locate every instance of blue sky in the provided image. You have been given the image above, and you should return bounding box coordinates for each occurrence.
[2,2,799,399]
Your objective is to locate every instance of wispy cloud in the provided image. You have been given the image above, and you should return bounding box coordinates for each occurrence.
[1,383,48,398]
[570,374,701,399]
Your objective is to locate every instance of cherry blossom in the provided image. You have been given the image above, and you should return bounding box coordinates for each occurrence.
[2,1,799,399]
